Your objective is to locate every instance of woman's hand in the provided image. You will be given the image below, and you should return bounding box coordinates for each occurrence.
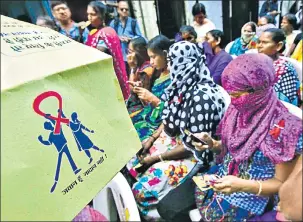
[128,81,142,88]
[213,175,245,194]
[141,137,155,155]
[127,53,137,69]
[192,132,215,151]
[133,87,156,103]
[139,155,159,166]
[142,137,155,153]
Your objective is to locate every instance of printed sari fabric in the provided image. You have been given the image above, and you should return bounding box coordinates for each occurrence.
[126,41,226,221]
[131,71,171,141]
[229,36,258,56]
[85,27,130,100]
[127,131,198,220]
[195,54,303,222]
[195,137,302,221]
[273,57,300,106]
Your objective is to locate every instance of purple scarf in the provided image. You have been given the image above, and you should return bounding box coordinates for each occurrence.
[217,54,302,167]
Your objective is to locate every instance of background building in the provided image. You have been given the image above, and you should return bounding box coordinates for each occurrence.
[1,0,299,42]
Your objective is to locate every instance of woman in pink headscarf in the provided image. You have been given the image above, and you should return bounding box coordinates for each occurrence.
[192,53,302,221]
[83,1,130,100]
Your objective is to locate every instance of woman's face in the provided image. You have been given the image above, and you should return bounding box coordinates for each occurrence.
[148,49,166,70]
[258,17,269,26]
[194,13,205,25]
[281,17,293,33]
[229,90,250,99]
[127,42,138,68]
[257,32,281,56]
[87,6,102,28]
[242,24,253,35]
[181,32,196,43]
[206,33,219,49]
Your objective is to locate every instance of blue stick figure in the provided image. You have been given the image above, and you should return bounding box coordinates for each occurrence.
[60,110,104,164]
[38,114,81,193]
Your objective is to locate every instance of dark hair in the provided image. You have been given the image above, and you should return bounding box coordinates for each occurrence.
[180,25,197,39]
[207,29,226,48]
[147,34,172,55]
[192,3,206,17]
[264,28,286,52]
[264,28,286,43]
[283,13,298,29]
[36,15,58,30]
[88,1,109,25]
[244,22,257,33]
[147,35,171,87]
[130,37,149,68]
[50,0,68,10]
[17,14,31,23]
[117,0,128,5]
[130,37,154,90]
[261,15,274,24]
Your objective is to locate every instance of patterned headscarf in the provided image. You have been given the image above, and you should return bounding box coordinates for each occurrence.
[241,22,257,45]
[218,53,302,167]
[162,41,226,164]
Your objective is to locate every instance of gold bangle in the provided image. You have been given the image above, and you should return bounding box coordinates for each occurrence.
[159,154,164,162]
[256,181,262,196]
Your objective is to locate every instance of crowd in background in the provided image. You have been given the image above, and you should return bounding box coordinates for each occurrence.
[15,0,303,221]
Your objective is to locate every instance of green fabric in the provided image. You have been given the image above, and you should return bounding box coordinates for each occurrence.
[131,73,171,141]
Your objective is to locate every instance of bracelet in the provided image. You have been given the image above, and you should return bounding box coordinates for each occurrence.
[159,154,164,162]
[213,140,221,150]
[151,135,157,141]
[156,100,161,107]
[256,180,262,196]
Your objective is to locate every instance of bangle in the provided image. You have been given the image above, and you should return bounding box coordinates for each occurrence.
[213,140,221,150]
[156,100,161,107]
[256,181,262,196]
[151,135,157,141]
[159,154,164,162]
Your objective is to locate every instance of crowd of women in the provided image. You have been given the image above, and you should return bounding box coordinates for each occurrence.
[33,1,303,221]
[121,3,302,222]
[121,40,302,222]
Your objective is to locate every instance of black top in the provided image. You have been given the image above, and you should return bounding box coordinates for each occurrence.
[294,33,303,45]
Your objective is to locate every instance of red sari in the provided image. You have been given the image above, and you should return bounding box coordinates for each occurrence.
[85,26,130,100]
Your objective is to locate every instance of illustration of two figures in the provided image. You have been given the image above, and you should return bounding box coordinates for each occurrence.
[37,109,104,193]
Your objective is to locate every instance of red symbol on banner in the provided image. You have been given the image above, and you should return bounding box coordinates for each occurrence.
[33,91,69,135]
